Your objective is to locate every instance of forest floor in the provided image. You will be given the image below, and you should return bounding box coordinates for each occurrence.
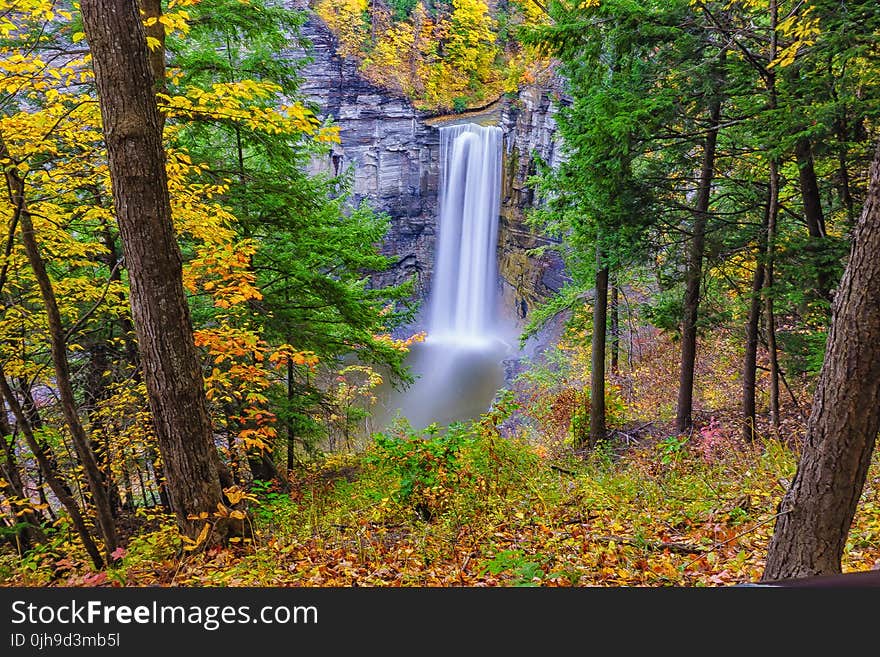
[2,332,879,587]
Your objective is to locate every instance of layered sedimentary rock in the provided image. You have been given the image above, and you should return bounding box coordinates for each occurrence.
[290,11,440,297]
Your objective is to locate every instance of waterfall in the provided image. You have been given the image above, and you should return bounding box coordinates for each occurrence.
[374,122,509,430]
[429,123,503,342]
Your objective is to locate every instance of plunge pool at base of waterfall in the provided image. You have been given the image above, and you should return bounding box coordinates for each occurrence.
[371,334,514,432]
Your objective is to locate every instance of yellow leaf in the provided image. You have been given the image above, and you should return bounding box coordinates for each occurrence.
[182,521,211,551]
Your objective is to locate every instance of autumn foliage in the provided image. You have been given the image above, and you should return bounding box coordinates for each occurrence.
[316,0,548,111]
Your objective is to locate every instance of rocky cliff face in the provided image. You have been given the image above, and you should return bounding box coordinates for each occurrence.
[290,12,440,297]
[499,82,567,328]
[289,10,566,330]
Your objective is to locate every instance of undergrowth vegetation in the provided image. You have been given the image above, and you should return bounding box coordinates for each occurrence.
[4,332,878,587]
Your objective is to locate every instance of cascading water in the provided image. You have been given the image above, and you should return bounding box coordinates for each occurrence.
[376,122,512,430]
[429,124,503,342]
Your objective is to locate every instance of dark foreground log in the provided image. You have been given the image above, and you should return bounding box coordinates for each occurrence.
[744,569,880,587]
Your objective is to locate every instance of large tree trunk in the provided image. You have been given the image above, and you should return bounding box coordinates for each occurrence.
[676,91,722,433]
[80,0,229,542]
[762,140,880,580]
[589,257,608,449]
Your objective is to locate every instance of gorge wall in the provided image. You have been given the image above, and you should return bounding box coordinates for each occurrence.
[291,10,440,297]
[498,81,567,326]
[290,9,566,331]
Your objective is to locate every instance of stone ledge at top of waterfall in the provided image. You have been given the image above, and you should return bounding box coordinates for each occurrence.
[422,96,505,128]
[427,123,513,355]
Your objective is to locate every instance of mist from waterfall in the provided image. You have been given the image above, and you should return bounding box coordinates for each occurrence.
[375,122,511,431]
